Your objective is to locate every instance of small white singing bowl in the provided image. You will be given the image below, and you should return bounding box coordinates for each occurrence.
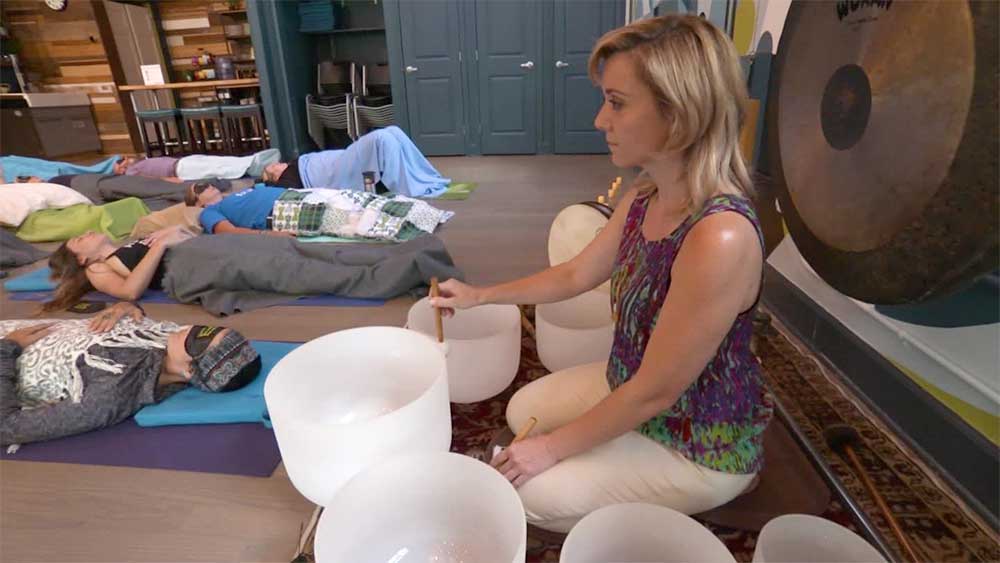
[752,514,887,563]
[406,297,521,403]
[264,327,451,507]
[536,289,614,373]
[315,451,527,563]
[560,503,736,563]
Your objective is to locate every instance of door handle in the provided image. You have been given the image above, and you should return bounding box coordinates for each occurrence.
[520,61,535,70]
[555,60,570,68]
[405,65,418,73]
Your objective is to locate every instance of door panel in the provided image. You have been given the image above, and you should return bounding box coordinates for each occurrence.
[398,0,467,155]
[554,0,622,153]
[475,0,541,154]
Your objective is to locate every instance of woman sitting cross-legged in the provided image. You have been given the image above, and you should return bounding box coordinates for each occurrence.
[429,14,773,533]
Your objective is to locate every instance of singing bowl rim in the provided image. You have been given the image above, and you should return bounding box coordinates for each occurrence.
[560,502,736,563]
[753,513,887,563]
[314,451,527,562]
[263,326,448,428]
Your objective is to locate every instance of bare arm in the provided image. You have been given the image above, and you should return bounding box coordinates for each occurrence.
[85,243,167,301]
[495,212,764,483]
[436,188,639,309]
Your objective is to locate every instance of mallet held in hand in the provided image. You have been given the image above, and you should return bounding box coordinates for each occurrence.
[430,277,444,343]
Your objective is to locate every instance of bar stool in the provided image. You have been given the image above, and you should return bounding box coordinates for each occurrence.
[179,106,226,154]
[221,104,268,155]
[135,108,183,157]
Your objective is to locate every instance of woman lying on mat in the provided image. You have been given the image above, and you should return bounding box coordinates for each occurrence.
[43,226,196,312]
[0,302,261,446]
[112,148,280,183]
[186,182,453,242]
[429,14,772,533]
[260,126,450,198]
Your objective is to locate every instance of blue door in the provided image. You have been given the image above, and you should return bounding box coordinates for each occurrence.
[475,0,542,154]
[397,0,468,155]
[553,0,623,154]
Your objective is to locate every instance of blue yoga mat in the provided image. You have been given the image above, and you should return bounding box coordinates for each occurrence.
[3,267,53,291]
[5,268,385,307]
[136,340,298,427]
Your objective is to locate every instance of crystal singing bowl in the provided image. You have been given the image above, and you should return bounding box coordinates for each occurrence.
[536,289,614,373]
[407,298,521,403]
[315,451,526,563]
[560,503,736,563]
[264,327,451,506]
[752,514,887,563]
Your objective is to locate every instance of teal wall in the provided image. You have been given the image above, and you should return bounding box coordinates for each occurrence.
[248,0,317,158]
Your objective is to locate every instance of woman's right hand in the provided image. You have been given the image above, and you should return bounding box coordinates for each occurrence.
[429,279,484,318]
[144,225,195,249]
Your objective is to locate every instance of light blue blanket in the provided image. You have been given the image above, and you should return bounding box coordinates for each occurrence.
[299,126,449,198]
[1,155,120,183]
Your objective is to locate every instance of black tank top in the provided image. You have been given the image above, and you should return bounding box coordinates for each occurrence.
[111,242,165,290]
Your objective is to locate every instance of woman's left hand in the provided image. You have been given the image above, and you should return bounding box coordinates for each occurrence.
[89,302,144,333]
[490,434,559,487]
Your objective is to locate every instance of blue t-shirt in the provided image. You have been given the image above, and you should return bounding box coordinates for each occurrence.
[200,184,285,233]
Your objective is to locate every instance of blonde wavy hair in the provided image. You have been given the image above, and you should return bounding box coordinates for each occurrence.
[589,14,753,212]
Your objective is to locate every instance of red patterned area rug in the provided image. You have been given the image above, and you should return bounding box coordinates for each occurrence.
[449,307,1000,562]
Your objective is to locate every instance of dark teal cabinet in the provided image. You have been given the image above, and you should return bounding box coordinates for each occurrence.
[248,0,317,159]
[386,0,624,156]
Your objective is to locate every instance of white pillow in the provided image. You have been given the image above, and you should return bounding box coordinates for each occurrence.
[0,182,92,227]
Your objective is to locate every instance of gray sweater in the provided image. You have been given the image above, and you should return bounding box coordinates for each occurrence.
[0,339,177,446]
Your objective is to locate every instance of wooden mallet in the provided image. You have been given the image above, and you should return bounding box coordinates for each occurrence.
[430,276,444,343]
[512,417,538,444]
[824,424,922,563]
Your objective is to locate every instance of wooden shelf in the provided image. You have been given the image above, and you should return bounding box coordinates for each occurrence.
[225,34,252,40]
[215,9,247,15]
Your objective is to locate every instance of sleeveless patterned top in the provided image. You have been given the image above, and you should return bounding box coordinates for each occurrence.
[606,193,773,474]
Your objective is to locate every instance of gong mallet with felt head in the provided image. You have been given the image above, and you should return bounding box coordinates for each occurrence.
[824,424,922,563]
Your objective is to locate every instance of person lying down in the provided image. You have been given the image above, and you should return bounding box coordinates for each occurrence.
[45,225,462,315]
[187,182,453,242]
[0,302,261,446]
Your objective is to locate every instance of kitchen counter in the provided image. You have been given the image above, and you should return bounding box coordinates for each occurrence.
[0,92,92,108]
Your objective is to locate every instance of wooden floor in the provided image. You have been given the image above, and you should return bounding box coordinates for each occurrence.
[0,154,632,562]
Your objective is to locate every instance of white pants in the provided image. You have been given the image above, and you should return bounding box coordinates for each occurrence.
[506,362,755,533]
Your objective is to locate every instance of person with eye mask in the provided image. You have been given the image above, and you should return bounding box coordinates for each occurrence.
[0,302,262,446]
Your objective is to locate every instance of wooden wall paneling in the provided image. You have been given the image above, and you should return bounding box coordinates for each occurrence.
[91,0,142,153]
[1,0,135,155]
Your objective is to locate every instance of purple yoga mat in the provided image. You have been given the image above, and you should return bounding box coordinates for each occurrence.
[0,419,282,477]
[7,289,385,307]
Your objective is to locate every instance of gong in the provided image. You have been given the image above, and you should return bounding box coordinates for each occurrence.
[767,0,998,304]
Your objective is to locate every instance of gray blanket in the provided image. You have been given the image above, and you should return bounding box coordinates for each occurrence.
[0,230,48,270]
[161,234,464,316]
[70,174,189,211]
[68,175,249,211]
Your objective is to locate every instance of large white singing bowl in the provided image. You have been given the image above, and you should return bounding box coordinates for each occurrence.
[406,298,521,403]
[536,289,614,373]
[264,327,451,507]
[753,514,887,563]
[560,503,736,563]
[315,451,526,563]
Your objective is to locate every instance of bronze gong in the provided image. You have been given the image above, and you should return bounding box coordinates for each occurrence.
[766,0,998,304]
